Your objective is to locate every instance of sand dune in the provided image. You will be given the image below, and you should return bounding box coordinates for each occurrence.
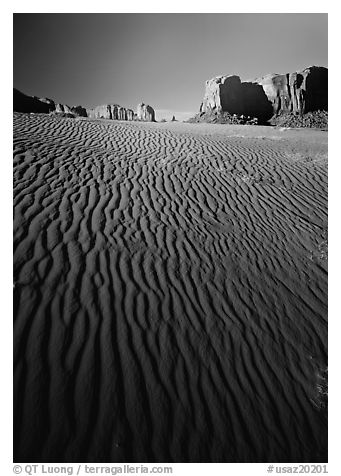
[13,113,327,463]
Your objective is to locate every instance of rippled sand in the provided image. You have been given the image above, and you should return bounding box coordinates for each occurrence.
[13,113,327,463]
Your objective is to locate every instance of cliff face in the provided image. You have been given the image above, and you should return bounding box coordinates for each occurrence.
[255,67,328,115]
[200,76,244,113]
[200,75,274,122]
[200,66,328,121]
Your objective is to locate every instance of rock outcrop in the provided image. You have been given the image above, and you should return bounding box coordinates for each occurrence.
[14,89,87,117]
[87,105,113,119]
[201,75,242,113]
[200,66,328,123]
[55,104,87,117]
[55,103,71,114]
[255,66,328,115]
[13,88,55,114]
[38,97,55,106]
[70,105,87,117]
[127,109,134,121]
[14,89,155,123]
[200,75,274,122]
[86,104,135,121]
[137,103,155,122]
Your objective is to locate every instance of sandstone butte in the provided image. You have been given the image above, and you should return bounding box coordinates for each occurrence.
[200,66,328,122]
[136,102,156,122]
[13,88,156,123]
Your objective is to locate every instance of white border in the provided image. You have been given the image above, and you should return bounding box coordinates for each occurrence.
[2,4,337,475]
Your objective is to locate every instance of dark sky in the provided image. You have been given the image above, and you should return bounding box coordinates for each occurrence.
[13,13,328,120]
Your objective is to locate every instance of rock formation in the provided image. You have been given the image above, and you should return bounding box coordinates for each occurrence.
[86,104,135,121]
[14,89,87,117]
[255,66,328,115]
[38,97,55,106]
[200,66,328,122]
[54,104,87,117]
[13,88,55,114]
[127,109,134,121]
[201,75,243,114]
[14,89,156,123]
[70,105,87,117]
[137,103,156,122]
[55,103,70,114]
[87,105,112,119]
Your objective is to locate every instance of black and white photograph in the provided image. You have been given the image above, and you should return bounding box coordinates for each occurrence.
[11,8,329,469]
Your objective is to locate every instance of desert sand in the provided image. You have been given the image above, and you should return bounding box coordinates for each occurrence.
[13,113,327,463]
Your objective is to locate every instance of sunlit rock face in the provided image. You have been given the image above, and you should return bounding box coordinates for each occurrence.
[55,103,87,117]
[127,109,134,121]
[255,66,328,115]
[136,103,156,122]
[87,105,114,119]
[86,104,135,120]
[200,75,244,114]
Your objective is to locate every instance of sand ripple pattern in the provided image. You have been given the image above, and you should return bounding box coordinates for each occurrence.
[14,114,327,462]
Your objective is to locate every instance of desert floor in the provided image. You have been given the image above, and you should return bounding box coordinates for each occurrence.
[13,113,327,463]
